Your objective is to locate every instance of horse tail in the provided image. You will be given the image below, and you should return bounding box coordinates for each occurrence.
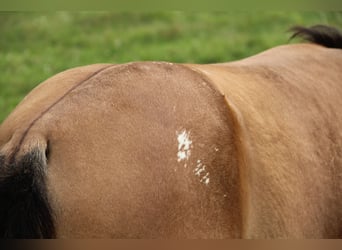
[0,140,55,238]
[289,24,342,49]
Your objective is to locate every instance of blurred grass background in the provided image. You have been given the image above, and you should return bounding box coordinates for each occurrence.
[1,11,342,123]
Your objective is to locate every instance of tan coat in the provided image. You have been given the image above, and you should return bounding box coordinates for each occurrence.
[0,32,341,238]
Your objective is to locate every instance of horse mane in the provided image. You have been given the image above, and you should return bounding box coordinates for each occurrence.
[290,25,342,49]
[0,150,55,238]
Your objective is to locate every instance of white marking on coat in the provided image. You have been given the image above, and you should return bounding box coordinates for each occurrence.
[200,172,210,185]
[194,159,210,186]
[176,129,192,164]
[194,161,206,176]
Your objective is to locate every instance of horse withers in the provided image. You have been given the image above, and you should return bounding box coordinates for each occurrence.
[0,25,341,238]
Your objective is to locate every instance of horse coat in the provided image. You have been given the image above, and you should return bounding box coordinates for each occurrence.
[0,25,341,238]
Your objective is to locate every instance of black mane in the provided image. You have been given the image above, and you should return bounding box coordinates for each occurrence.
[290,25,342,49]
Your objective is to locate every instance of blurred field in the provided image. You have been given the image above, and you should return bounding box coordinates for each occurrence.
[0,11,342,123]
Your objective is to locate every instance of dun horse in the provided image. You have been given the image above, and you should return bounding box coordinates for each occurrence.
[0,25,341,238]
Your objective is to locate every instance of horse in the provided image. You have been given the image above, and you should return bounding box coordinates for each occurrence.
[0,25,341,238]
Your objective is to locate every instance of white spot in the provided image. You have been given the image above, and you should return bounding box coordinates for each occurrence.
[194,159,210,186]
[193,161,206,176]
[200,172,210,185]
[175,131,211,186]
[214,147,219,152]
[176,129,192,164]
[177,151,187,162]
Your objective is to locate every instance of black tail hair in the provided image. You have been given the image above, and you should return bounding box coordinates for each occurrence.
[289,25,342,49]
[0,150,55,238]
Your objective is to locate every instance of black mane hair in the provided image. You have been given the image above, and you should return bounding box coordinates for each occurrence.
[290,24,342,49]
[0,150,55,238]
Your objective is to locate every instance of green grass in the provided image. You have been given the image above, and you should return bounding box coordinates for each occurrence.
[1,11,342,123]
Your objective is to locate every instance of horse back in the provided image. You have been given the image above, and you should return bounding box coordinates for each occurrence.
[187,43,342,237]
